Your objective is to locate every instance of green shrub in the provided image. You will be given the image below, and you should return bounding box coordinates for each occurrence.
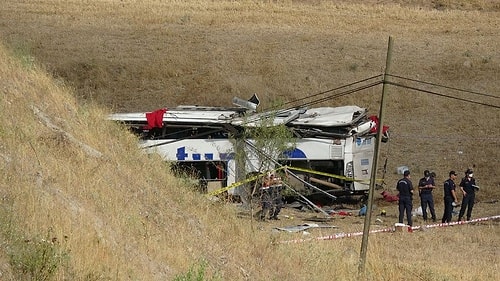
[2,223,69,281]
[173,260,220,281]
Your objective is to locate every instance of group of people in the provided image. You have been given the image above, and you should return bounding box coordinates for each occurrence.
[397,168,478,226]
[259,172,284,221]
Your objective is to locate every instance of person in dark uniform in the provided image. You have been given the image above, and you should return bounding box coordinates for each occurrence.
[418,170,437,222]
[397,170,414,226]
[441,171,459,223]
[458,169,478,221]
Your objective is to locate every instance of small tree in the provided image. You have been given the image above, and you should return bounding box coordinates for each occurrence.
[232,102,296,221]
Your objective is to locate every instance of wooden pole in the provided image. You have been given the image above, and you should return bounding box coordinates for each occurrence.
[358,36,393,275]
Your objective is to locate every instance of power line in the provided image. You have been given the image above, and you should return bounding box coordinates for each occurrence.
[298,80,382,109]
[241,80,383,127]
[240,73,497,128]
[281,72,498,110]
[261,74,383,112]
[260,73,498,117]
[387,74,499,100]
[284,74,383,106]
[275,80,382,114]
[386,81,500,109]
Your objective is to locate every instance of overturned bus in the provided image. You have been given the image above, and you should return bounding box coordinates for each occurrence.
[109,95,389,205]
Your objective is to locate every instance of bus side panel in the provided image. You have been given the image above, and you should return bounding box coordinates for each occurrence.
[290,138,344,160]
[352,137,375,191]
[142,139,238,192]
[141,139,234,161]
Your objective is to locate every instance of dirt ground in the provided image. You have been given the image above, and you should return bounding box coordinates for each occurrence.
[1,2,499,280]
[243,191,500,238]
[1,0,498,237]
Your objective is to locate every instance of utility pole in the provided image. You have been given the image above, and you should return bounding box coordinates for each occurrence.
[358,36,393,275]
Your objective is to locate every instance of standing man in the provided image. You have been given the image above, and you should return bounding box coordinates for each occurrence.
[458,169,478,221]
[397,170,414,226]
[269,173,284,220]
[418,170,437,222]
[441,171,459,223]
[259,173,273,221]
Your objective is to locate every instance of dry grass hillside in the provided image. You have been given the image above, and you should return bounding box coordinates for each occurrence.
[0,1,499,280]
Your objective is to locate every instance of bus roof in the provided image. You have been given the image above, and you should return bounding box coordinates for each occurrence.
[109,105,367,128]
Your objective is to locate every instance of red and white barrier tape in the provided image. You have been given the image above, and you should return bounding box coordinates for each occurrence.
[280,214,500,244]
[410,215,500,231]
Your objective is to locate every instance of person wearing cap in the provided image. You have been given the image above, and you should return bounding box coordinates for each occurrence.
[441,171,459,223]
[396,170,414,226]
[458,169,477,221]
[418,170,437,222]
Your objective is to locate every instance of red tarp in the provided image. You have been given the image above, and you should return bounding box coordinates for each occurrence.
[144,108,167,129]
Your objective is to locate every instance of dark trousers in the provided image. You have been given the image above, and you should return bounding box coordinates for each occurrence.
[398,196,413,226]
[459,192,475,221]
[268,186,283,219]
[420,193,436,221]
[260,189,273,219]
[441,196,454,223]
[272,192,283,218]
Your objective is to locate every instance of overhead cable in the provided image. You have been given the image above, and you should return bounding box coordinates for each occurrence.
[386,81,500,109]
[261,74,384,112]
[239,80,383,127]
[387,74,499,100]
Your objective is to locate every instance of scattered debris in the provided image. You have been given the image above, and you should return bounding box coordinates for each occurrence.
[279,215,500,244]
[380,190,399,202]
[303,216,335,222]
[397,165,409,175]
[274,223,338,233]
[394,223,413,233]
[412,206,423,217]
[328,210,353,216]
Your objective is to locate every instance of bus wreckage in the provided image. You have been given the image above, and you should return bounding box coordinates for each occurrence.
[109,95,389,207]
